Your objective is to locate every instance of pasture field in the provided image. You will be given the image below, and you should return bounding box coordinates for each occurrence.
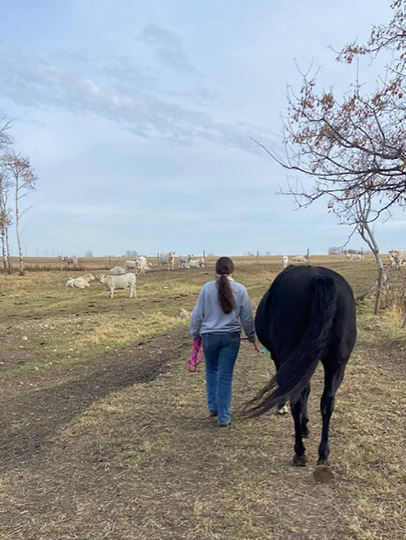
[0,256,405,539]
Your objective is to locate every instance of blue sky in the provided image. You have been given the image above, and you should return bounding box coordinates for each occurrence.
[0,0,403,256]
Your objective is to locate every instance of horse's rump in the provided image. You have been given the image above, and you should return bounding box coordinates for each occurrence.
[247,266,356,416]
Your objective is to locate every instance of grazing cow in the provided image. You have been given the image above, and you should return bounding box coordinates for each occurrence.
[292,255,309,263]
[159,251,175,270]
[188,258,205,268]
[109,266,127,275]
[346,253,363,261]
[65,273,95,289]
[124,260,137,271]
[59,256,79,269]
[178,254,193,268]
[246,265,356,480]
[388,250,406,269]
[281,255,289,269]
[135,256,150,274]
[98,273,136,298]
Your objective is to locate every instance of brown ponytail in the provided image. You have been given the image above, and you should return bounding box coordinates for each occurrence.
[216,257,236,314]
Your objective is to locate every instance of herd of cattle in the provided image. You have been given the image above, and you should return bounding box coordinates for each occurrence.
[64,252,205,298]
[280,250,405,268]
[64,250,406,298]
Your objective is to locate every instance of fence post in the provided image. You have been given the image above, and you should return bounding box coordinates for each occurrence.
[256,250,259,265]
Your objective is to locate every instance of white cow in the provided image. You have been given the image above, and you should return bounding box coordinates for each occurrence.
[59,255,79,268]
[388,250,406,269]
[65,273,95,289]
[178,254,193,269]
[124,260,137,271]
[188,258,205,268]
[109,266,127,275]
[346,253,363,261]
[159,251,175,270]
[281,255,289,269]
[98,273,136,298]
[135,256,150,274]
[292,255,309,263]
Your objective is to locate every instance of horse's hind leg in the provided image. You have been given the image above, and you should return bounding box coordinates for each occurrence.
[300,383,310,438]
[269,351,289,415]
[318,366,345,465]
[290,385,311,466]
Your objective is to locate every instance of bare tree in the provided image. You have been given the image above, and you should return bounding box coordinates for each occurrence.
[258,2,405,199]
[0,117,13,273]
[0,116,12,152]
[124,250,138,258]
[269,1,406,212]
[254,1,406,312]
[0,170,13,273]
[2,152,38,275]
[338,192,388,312]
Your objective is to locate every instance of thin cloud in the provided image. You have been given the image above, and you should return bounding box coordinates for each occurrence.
[139,23,193,72]
[0,42,273,153]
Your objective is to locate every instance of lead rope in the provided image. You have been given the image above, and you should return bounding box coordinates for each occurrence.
[240,337,263,353]
[187,337,204,372]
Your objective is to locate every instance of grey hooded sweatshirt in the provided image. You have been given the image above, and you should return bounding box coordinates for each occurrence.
[190,279,255,339]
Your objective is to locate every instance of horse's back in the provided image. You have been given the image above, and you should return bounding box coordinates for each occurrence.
[255,266,356,359]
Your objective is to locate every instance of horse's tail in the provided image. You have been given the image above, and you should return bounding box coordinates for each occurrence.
[245,275,337,417]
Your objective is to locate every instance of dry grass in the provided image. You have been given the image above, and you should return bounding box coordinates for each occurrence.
[0,256,405,539]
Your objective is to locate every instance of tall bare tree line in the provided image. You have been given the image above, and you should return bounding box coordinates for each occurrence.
[0,117,38,275]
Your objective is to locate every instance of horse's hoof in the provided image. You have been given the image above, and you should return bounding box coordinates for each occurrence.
[276,404,289,415]
[302,426,310,438]
[292,454,308,467]
[313,464,334,483]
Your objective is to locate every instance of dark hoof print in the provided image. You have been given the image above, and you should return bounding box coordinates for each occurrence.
[313,464,334,483]
[292,454,308,467]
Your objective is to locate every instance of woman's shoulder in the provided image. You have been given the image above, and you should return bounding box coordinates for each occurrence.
[231,281,248,292]
[201,280,216,291]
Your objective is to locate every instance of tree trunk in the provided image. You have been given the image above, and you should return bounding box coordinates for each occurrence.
[15,179,24,276]
[374,267,384,315]
[0,228,8,273]
[5,225,12,273]
[359,220,385,314]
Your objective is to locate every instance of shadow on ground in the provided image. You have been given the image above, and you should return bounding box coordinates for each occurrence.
[0,328,189,473]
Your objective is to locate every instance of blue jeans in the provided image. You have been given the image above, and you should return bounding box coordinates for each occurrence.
[202,332,240,426]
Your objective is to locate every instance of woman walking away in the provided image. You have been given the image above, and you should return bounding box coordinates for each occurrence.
[190,257,256,427]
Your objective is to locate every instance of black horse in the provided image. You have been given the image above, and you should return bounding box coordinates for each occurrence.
[247,265,356,479]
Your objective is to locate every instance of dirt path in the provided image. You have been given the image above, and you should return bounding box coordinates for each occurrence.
[0,328,405,539]
[0,328,188,474]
